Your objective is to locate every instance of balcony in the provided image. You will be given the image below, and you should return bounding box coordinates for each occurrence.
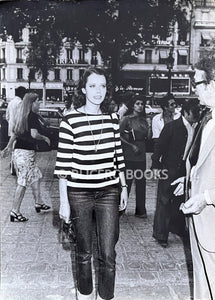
[16,58,23,63]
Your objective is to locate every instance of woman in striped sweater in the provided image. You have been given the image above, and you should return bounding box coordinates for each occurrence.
[55,67,128,300]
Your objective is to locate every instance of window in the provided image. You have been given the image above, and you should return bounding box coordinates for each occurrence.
[17,49,23,63]
[66,49,72,60]
[67,69,73,80]
[201,33,212,47]
[79,69,85,79]
[79,49,86,64]
[29,69,35,80]
[145,50,152,64]
[0,48,6,63]
[2,48,5,58]
[2,69,5,79]
[91,50,98,65]
[159,50,168,64]
[55,69,60,80]
[178,50,188,65]
[17,68,23,80]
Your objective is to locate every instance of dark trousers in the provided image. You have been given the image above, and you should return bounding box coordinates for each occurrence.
[68,186,119,300]
[125,160,146,215]
[153,179,186,242]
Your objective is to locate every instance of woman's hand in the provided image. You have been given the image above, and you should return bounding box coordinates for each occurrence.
[1,147,11,158]
[119,187,128,211]
[59,178,70,223]
[59,201,71,223]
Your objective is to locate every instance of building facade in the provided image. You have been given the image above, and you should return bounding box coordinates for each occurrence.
[1,1,215,103]
[0,27,102,102]
[119,0,215,100]
[190,0,215,65]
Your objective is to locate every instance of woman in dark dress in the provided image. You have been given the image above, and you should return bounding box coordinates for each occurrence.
[120,96,150,218]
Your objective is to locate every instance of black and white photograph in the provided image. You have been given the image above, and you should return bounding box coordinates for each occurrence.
[0,0,215,299]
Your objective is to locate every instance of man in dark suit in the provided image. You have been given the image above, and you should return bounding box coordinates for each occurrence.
[151,99,200,247]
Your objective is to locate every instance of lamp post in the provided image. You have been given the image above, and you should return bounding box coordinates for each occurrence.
[166,49,174,94]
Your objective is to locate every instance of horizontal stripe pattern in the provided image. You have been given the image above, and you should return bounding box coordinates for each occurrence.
[54,110,125,188]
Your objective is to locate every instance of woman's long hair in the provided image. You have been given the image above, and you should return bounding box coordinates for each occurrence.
[13,93,39,135]
[73,67,112,113]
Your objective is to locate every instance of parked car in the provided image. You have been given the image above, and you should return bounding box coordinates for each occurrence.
[145,104,162,115]
[37,114,59,150]
[38,107,63,127]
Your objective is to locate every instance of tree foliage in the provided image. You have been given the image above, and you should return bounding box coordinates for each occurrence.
[0,0,192,85]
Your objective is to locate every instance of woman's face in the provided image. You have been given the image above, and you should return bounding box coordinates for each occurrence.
[32,98,40,113]
[133,100,144,114]
[82,73,107,106]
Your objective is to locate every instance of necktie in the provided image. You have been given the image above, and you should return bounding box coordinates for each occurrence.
[189,111,212,167]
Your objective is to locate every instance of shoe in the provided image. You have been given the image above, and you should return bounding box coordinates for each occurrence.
[10,211,28,222]
[35,203,51,213]
[76,289,94,300]
[135,213,147,219]
[158,240,168,248]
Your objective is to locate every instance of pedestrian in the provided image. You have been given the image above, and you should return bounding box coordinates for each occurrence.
[6,86,27,137]
[151,99,200,247]
[172,57,215,299]
[1,93,51,222]
[62,95,74,116]
[108,99,119,114]
[120,95,149,218]
[54,67,128,300]
[152,93,180,142]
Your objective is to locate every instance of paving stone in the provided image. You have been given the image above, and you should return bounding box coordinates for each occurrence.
[0,152,193,299]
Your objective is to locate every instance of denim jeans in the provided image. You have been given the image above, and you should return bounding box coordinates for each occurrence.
[68,186,120,300]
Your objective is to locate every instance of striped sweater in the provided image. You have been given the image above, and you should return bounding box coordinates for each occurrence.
[54,110,125,189]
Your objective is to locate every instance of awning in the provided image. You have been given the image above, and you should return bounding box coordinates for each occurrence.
[202,32,212,40]
[159,50,168,59]
[178,49,188,56]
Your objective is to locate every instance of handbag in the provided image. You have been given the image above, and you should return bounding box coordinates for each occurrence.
[59,219,76,244]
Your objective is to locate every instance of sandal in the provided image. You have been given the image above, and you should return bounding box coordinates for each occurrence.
[10,211,28,222]
[35,203,51,213]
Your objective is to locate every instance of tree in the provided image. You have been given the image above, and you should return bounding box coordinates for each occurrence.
[26,18,62,105]
[55,0,192,86]
[0,0,63,105]
[0,0,192,92]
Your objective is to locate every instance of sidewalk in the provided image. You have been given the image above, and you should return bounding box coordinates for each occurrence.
[0,152,193,300]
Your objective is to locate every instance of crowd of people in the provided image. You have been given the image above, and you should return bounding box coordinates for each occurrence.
[1,59,215,300]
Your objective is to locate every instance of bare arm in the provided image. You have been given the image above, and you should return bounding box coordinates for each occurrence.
[1,134,17,157]
[119,171,128,211]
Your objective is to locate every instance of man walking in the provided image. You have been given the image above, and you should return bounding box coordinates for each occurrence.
[6,86,27,136]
